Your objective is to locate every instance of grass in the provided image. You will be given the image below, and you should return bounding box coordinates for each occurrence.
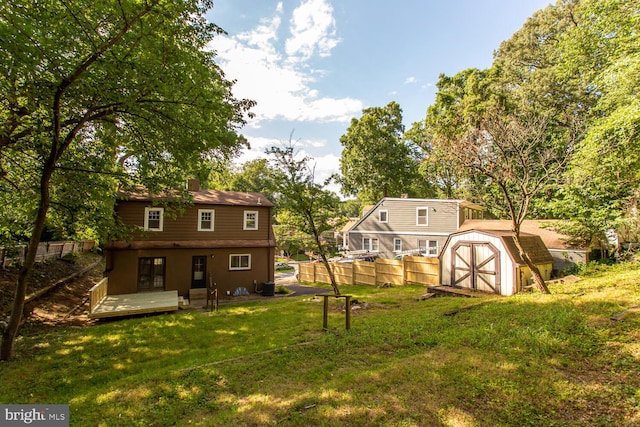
[1,262,639,426]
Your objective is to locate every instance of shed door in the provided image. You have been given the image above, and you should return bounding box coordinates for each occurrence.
[451,242,501,294]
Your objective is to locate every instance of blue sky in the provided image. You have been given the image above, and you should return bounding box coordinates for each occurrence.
[207,0,551,192]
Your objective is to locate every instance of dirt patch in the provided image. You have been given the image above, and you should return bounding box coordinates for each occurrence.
[0,253,104,330]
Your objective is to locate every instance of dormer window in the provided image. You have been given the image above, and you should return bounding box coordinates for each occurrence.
[198,209,215,231]
[244,210,258,230]
[144,207,164,231]
[379,210,388,223]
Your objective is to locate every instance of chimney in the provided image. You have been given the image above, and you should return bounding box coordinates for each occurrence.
[187,179,200,192]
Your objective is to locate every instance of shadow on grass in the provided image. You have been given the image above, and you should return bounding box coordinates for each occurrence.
[1,279,638,426]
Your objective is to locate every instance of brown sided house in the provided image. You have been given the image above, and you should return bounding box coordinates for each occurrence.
[103,183,276,299]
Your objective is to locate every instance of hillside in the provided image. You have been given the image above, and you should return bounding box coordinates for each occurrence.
[0,253,104,328]
[0,261,638,426]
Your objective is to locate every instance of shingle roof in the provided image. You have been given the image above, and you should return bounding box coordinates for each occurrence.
[120,188,274,207]
[447,229,554,265]
[458,219,581,250]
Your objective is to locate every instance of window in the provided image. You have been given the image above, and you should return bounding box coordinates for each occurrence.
[244,210,258,230]
[428,240,438,256]
[418,239,439,256]
[138,257,165,291]
[379,210,388,223]
[363,237,379,251]
[416,207,428,226]
[198,209,215,231]
[394,238,402,252]
[144,207,164,231]
[229,254,251,270]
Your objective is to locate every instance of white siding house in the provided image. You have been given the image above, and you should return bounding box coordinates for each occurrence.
[346,197,483,259]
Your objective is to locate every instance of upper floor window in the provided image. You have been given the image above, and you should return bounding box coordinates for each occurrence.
[416,207,428,226]
[379,210,388,223]
[244,210,258,230]
[229,254,251,270]
[144,207,164,231]
[198,209,215,231]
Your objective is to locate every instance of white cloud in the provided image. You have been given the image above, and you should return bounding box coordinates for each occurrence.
[210,0,362,125]
[285,0,340,62]
[235,136,340,192]
[404,76,417,84]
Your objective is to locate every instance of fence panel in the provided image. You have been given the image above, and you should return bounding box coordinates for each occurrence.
[375,259,404,285]
[353,260,376,285]
[331,262,354,285]
[297,257,441,287]
[298,263,315,282]
[405,256,440,285]
[1,240,95,267]
[315,264,333,284]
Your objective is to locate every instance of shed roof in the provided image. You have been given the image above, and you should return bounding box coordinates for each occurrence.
[443,229,554,266]
[458,219,584,250]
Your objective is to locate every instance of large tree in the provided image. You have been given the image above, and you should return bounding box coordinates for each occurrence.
[0,0,253,359]
[445,106,581,294]
[267,142,344,296]
[339,101,421,203]
[548,0,640,247]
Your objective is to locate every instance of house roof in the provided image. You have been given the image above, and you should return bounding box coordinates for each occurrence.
[120,188,274,208]
[341,218,359,233]
[443,229,554,266]
[104,239,277,250]
[458,219,585,250]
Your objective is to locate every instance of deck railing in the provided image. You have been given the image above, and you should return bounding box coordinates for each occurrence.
[89,277,108,313]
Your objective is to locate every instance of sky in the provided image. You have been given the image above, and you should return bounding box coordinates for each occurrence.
[206,0,552,193]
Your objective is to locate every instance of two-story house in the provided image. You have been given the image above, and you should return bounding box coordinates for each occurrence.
[103,181,276,299]
[346,197,483,259]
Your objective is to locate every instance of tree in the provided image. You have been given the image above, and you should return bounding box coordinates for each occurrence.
[0,0,253,360]
[444,106,581,294]
[339,101,421,203]
[210,158,281,206]
[548,0,640,247]
[267,142,344,295]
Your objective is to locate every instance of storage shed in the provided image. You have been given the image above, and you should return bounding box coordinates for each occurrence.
[439,230,554,296]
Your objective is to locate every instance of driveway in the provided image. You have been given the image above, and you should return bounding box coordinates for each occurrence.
[275,265,330,296]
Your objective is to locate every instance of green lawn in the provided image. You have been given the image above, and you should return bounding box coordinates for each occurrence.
[1,263,639,426]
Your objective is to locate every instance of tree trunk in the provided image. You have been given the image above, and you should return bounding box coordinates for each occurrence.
[512,232,550,294]
[0,165,53,360]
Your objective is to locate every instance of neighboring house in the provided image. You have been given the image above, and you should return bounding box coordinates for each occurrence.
[346,197,484,259]
[338,217,359,251]
[439,229,553,296]
[103,181,276,298]
[458,219,590,274]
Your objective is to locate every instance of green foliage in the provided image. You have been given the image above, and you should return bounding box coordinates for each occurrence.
[1,263,639,425]
[339,101,423,203]
[267,142,345,292]
[549,0,640,243]
[0,0,253,244]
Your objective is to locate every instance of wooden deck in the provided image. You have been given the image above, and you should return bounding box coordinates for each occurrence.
[427,285,498,298]
[89,290,180,319]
